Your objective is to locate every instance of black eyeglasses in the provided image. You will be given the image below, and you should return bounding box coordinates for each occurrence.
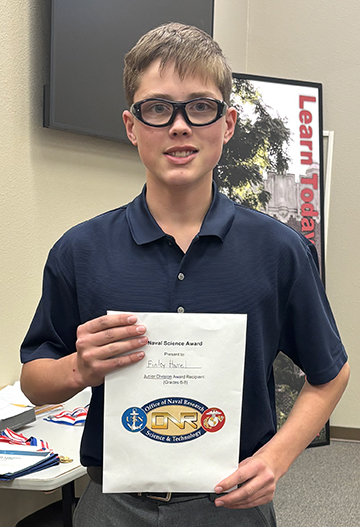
[130,97,228,127]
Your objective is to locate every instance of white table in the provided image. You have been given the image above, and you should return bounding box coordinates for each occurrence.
[0,389,91,527]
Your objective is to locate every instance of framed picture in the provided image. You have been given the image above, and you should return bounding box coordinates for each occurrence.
[215,73,328,446]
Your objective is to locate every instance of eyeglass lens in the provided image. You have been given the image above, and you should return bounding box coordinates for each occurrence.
[139,99,221,126]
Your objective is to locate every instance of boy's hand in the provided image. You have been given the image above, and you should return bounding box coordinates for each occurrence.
[214,454,277,509]
[75,314,147,388]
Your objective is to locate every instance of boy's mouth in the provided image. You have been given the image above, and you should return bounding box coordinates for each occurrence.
[170,150,196,158]
[164,147,198,159]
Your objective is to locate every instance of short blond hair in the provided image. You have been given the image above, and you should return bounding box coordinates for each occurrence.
[123,22,233,107]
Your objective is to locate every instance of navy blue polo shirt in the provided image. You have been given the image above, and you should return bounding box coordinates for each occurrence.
[21,184,347,466]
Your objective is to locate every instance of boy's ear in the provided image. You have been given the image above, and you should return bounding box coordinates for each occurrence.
[122,110,138,146]
[223,107,237,145]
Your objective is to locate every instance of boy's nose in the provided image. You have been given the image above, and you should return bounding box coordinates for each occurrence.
[168,110,192,135]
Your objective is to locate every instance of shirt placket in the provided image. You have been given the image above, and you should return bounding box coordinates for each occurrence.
[165,235,200,314]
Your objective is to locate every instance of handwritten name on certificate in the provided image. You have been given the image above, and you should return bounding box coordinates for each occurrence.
[103,312,247,493]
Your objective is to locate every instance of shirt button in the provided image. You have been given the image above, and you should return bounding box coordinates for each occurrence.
[177,306,185,313]
[178,273,185,281]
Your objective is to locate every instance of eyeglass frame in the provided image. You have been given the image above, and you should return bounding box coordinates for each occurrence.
[129,97,228,128]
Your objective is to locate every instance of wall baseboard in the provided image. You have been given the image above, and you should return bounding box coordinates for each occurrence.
[330,426,360,442]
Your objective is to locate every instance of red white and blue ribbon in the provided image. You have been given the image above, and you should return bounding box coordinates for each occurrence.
[43,405,89,426]
[0,428,51,451]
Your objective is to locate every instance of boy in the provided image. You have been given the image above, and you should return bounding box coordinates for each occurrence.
[20,23,349,526]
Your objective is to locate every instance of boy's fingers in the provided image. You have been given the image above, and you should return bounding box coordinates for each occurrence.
[84,314,138,334]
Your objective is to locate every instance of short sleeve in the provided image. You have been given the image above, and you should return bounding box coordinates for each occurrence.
[20,243,80,363]
[279,245,347,385]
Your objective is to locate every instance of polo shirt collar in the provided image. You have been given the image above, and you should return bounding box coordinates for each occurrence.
[127,182,236,245]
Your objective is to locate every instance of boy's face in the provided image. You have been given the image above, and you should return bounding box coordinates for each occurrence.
[123,59,236,192]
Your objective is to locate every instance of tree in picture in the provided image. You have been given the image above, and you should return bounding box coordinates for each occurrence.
[214,77,291,209]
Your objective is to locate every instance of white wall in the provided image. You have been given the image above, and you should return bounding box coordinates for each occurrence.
[215,0,359,430]
[0,3,143,523]
[0,0,359,524]
[0,1,145,386]
[237,0,360,429]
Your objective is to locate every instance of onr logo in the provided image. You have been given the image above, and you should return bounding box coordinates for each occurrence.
[151,411,198,430]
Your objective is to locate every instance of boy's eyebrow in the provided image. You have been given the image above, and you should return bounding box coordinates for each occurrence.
[139,91,221,101]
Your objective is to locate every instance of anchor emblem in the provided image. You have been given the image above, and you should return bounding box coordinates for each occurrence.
[122,407,147,432]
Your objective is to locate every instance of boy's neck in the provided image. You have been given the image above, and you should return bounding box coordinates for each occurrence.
[145,179,213,253]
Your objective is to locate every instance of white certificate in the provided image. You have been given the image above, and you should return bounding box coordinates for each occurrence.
[103,312,247,493]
